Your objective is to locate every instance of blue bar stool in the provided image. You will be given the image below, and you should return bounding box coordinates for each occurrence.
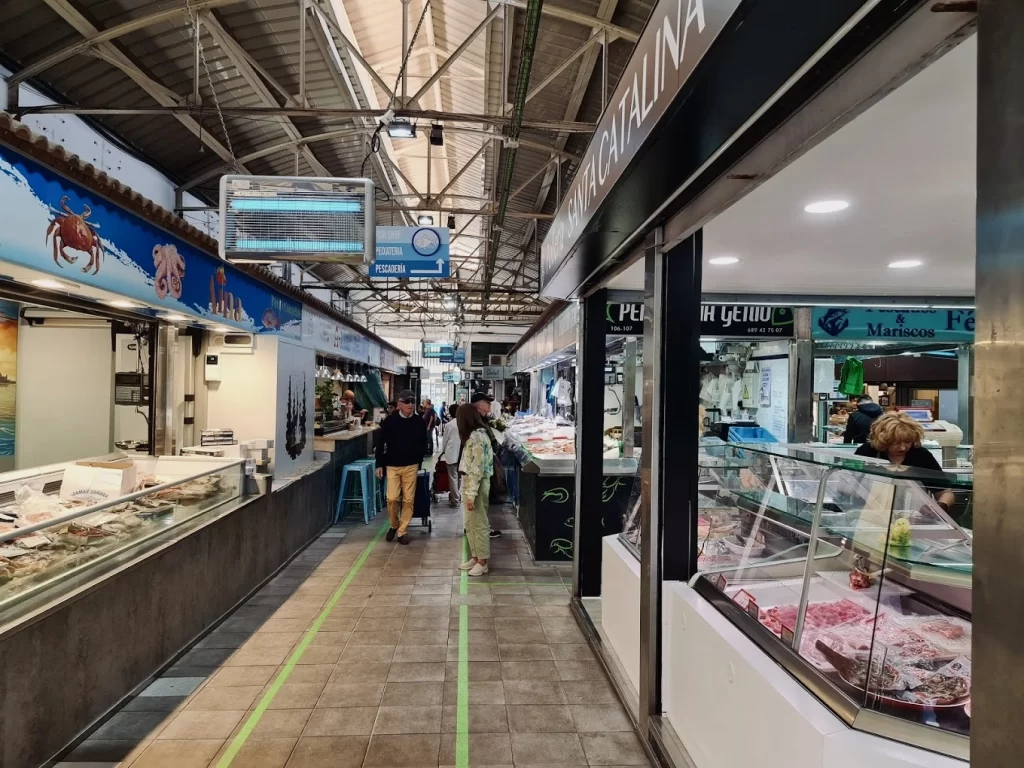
[334,462,375,524]
[353,458,384,516]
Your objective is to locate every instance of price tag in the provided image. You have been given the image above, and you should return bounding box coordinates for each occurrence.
[712,574,728,591]
[780,623,795,645]
[746,596,760,620]
[733,589,759,620]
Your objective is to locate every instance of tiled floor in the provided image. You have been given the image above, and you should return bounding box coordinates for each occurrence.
[56,491,650,768]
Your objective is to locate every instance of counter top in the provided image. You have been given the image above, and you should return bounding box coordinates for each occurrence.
[314,424,378,452]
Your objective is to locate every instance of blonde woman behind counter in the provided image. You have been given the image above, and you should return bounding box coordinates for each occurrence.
[855,411,956,510]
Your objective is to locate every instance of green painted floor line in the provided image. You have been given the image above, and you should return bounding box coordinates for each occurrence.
[456,537,470,768]
[216,523,389,768]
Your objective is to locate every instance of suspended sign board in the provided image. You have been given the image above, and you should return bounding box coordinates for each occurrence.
[811,308,975,341]
[370,226,450,278]
[442,372,461,383]
[606,303,795,338]
[482,366,511,380]
[440,348,466,364]
[540,0,743,295]
[220,175,375,264]
[423,342,454,359]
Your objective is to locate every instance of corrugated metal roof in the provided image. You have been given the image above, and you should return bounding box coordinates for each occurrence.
[0,0,655,327]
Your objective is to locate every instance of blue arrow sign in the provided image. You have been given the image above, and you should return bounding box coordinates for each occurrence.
[370,225,450,278]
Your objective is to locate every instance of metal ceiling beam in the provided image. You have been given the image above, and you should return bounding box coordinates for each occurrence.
[307,6,409,224]
[434,141,489,202]
[509,156,556,202]
[309,2,395,104]
[33,0,243,168]
[17,104,596,133]
[525,0,620,255]
[201,10,330,176]
[409,5,502,105]
[416,0,455,199]
[178,127,364,191]
[470,0,637,43]
[377,205,552,219]
[481,0,544,305]
[6,0,248,106]
[443,125,580,160]
[524,29,603,104]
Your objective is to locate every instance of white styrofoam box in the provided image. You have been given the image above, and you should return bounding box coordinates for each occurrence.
[60,462,137,504]
[601,535,642,693]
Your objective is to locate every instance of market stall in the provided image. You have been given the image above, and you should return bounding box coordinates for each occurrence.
[503,415,638,562]
[530,0,982,762]
[0,120,402,765]
[657,443,972,762]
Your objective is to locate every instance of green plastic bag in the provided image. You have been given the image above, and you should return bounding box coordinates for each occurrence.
[838,357,864,396]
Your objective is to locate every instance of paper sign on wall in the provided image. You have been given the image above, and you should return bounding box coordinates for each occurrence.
[759,369,772,407]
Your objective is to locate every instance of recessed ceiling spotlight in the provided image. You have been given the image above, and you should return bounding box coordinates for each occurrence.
[888,259,923,269]
[804,200,850,214]
[108,300,136,309]
[708,256,740,266]
[31,278,66,290]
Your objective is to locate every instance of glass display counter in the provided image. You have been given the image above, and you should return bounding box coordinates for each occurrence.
[687,444,971,760]
[0,454,246,627]
[503,416,638,561]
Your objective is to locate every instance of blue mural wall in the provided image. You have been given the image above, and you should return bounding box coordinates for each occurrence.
[0,144,301,337]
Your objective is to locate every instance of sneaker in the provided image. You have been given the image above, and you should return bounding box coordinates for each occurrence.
[397,535,410,546]
[459,558,477,570]
[468,562,489,576]
[449,499,458,508]
[489,529,502,538]
[386,528,397,542]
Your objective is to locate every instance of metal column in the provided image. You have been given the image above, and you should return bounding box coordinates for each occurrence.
[957,344,973,442]
[788,308,814,443]
[572,290,607,599]
[151,323,177,456]
[622,337,637,458]
[639,228,702,742]
[975,2,1024,764]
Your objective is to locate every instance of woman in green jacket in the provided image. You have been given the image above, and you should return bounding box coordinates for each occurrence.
[457,404,494,576]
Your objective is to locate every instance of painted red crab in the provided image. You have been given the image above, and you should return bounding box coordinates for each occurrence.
[45,196,103,275]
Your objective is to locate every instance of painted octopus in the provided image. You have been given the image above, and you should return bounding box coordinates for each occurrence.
[153,244,185,300]
[45,196,103,275]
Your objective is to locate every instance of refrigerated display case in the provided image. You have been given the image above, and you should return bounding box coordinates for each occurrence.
[688,443,971,759]
[503,416,638,561]
[0,454,246,626]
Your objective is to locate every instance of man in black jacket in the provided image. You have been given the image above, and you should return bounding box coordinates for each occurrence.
[375,389,427,544]
[843,395,883,444]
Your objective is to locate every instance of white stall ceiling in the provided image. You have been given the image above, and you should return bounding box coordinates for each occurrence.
[609,36,976,296]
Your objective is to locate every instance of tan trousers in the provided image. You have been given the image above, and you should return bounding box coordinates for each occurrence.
[464,477,491,560]
[386,464,419,536]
